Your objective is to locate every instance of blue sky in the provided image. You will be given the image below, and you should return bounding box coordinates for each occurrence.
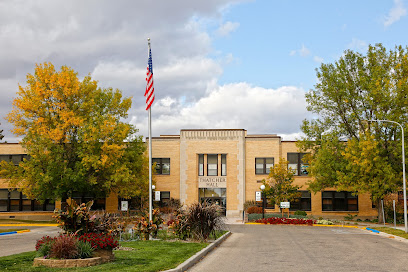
[213,0,408,90]
[0,0,407,141]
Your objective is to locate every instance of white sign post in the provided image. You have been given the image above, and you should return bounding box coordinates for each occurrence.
[280,202,290,218]
[255,191,262,202]
[121,201,128,211]
[154,191,161,201]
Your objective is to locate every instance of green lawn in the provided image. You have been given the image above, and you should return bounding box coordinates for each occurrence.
[372,227,408,239]
[0,240,208,272]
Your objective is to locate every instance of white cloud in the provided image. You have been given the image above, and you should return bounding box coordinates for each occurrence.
[313,56,324,63]
[216,21,240,36]
[132,83,311,138]
[384,0,407,27]
[289,44,310,57]
[347,38,368,52]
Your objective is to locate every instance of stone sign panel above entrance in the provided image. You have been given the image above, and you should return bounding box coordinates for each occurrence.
[198,177,227,188]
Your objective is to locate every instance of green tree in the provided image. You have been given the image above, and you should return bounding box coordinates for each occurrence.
[298,44,408,213]
[1,62,149,203]
[262,158,301,207]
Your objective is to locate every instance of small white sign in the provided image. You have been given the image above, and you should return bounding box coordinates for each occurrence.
[121,201,128,211]
[280,202,290,209]
[154,191,161,201]
[255,191,262,202]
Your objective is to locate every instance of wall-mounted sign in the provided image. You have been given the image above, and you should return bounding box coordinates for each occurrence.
[198,177,227,188]
[280,202,290,209]
[121,201,128,211]
[255,191,262,202]
[154,191,161,201]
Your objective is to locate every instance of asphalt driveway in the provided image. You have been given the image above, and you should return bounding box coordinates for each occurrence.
[188,224,408,272]
[0,226,60,257]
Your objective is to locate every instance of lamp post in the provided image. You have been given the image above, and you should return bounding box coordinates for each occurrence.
[366,119,407,233]
[260,185,266,219]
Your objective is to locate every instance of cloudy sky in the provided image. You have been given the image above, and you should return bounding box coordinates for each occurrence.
[1,0,408,142]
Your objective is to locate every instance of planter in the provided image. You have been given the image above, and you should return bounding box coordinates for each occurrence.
[93,248,115,262]
[33,257,103,268]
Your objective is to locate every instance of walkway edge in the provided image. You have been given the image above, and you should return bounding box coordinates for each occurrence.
[164,231,232,272]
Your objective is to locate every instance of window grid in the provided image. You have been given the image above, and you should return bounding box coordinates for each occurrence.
[287,153,309,176]
[153,158,170,175]
[322,191,358,211]
[255,157,274,175]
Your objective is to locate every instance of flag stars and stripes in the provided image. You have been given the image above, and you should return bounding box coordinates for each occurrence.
[145,47,155,110]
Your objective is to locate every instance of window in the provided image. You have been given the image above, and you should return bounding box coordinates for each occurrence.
[0,190,8,212]
[322,191,358,211]
[207,154,218,176]
[287,153,309,176]
[0,189,55,212]
[153,158,170,175]
[71,192,106,210]
[198,154,204,176]
[255,158,274,174]
[0,154,29,165]
[221,154,227,176]
[290,191,311,211]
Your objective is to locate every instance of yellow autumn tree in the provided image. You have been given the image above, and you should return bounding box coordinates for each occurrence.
[2,62,150,202]
[262,158,302,207]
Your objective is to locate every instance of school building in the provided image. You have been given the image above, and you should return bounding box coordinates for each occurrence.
[0,129,378,220]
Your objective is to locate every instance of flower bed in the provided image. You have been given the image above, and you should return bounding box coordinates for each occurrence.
[255,217,315,225]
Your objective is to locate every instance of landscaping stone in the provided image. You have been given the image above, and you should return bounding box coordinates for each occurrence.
[33,257,103,268]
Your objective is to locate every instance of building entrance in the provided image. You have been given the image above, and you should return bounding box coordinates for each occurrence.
[199,188,226,215]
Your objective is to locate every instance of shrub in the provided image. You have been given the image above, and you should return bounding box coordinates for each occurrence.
[315,219,333,225]
[186,202,225,241]
[36,236,56,258]
[53,201,95,235]
[247,206,263,214]
[294,210,307,216]
[168,211,190,240]
[255,217,315,225]
[50,234,79,259]
[76,240,94,259]
[244,200,258,211]
[77,233,119,250]
[35,236,56,251]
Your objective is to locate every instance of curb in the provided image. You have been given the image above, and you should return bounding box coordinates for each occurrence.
[0,224,58,227]
[0,229,30,236]
[164,231,231,272]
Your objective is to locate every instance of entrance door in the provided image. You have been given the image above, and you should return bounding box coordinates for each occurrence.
[199,188,227,215]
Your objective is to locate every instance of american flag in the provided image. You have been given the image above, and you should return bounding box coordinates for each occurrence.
[145,47,155,110]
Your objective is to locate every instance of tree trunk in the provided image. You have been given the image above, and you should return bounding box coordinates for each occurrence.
[377,199,385,224]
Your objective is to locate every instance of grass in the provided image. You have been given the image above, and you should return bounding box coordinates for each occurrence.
[0,229,28,233]
[372,227,408,239]
[0,240,208,272]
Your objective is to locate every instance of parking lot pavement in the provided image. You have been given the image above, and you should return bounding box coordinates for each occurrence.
[188,224,408,272]
[0,226,60,257]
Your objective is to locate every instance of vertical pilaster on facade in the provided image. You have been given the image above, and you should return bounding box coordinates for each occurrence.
[179,137,188,205]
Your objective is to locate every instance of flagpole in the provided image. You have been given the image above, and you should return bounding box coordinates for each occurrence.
[148,38,153,222]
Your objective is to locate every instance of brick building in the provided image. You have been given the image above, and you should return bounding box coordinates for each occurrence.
[0,129,378,220]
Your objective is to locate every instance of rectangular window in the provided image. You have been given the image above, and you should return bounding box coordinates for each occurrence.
[198,154,204,176]
[322,191,358,211]
[0,154,28,165]
[287,153,309,176]
[9,190,21,211]
[0,190,8,212]
[290,191,311,211]
[221,154,227,176]
[152,158,170,175]
[255,158,274,174]
[207,154,218,176]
